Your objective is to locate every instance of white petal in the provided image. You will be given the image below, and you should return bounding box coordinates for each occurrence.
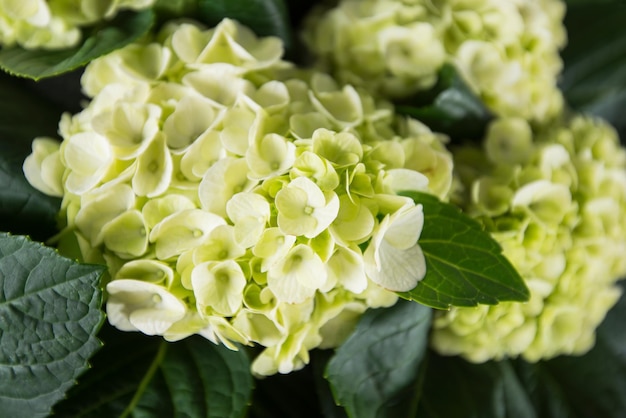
[365,241,426,292]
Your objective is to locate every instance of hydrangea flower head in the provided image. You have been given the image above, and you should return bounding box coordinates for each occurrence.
[431,115,626,362]
[0,0,155,50]
[303,0,566,123]
[24,18,454,375]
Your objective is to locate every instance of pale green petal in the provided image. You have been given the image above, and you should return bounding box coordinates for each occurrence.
[170,23,211,63]
[183,69,254,108]
[267,244,327,303]
[364,203,426,291]
[75,183,135,246]
[485,118,533,165]
[383,168,429,194]
[276,176,339,238]
[327,246,368,293]
[219,107,256,155]
[91,102,161,159]
[149,208,226,260]
[106,279,187,335]
[310,82,363,128]
[226,192,270,247]
[199,157,256,217]
[163,95,218,150]
[290,151,339,191]
[289,112,331,140]
[384,203,424,250]
[192,260,247,317]
[331,194,375,244]
[312,128,363,168]
[246,133,296,180]
[23,137,64,197]
[364,238,426,292]
[253,227,296,272]
[116,259,175,287]
[142,194,196,229]
[512,180,572,224]
[246,80,289,113]
[195,316,250,350]
[193,224,246,262]
[233,310,283,346]
[133,133,173,197]
[102,209,148,258]
[180,130,225,180]
[63,132,113,195]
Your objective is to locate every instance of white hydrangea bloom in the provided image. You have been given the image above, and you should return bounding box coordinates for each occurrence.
[24,18,454,376]
[303,0,566,123]
[0,0,156,50]
[431,116,626,362]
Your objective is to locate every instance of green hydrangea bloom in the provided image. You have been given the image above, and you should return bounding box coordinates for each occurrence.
[431,116,626,362]
[303,0,566,123]
[24,18,454,375]
[0,0,155,49]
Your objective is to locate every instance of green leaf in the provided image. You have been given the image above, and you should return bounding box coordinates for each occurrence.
[0,74,61,240]
[416,354,535,418]
[197,0,292,50]
[0,233,105,418]
[0,10,154,80]
[395,64,493,142]
[560,4,626,136]
[400,192,529,309]
[154,0,200,22]
[325,300,431,418]
[55,326,253,418]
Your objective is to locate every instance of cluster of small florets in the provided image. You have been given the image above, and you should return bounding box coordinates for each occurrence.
[0,0,155,49]
[303,0,566,123]
[430,116,626,362]
[24,19,454,375]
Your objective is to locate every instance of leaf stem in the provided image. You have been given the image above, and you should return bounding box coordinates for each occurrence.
[120,340,168,418]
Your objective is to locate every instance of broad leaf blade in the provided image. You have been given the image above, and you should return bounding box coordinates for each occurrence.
[0,74,62,240]
[396,65,493,142]
[0,10,154,80]
[197,0,292,50]
[0,234,105,418]
[400,192,529,309]
[55,329,253,418]
[136,337,253,418]
[326,300,431,418]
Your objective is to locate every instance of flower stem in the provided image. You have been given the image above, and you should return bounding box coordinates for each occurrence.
[119,340,169,418]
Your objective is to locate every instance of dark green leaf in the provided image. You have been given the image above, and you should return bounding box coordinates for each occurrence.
[560,4,626,136]
[0,233,105,418]
[0,74,62,240]
[326,300,431,418]
[416,355,535,418]
[396,65,493,142]
[400,192,529,309]
[135,337,253,418]
[53,325,162,417]
[197,0,292,50]
[0,73,61,144]
[311,350,349,418]
[55,327,253,418]
[154,0,200,23]
[0,10,154,80]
